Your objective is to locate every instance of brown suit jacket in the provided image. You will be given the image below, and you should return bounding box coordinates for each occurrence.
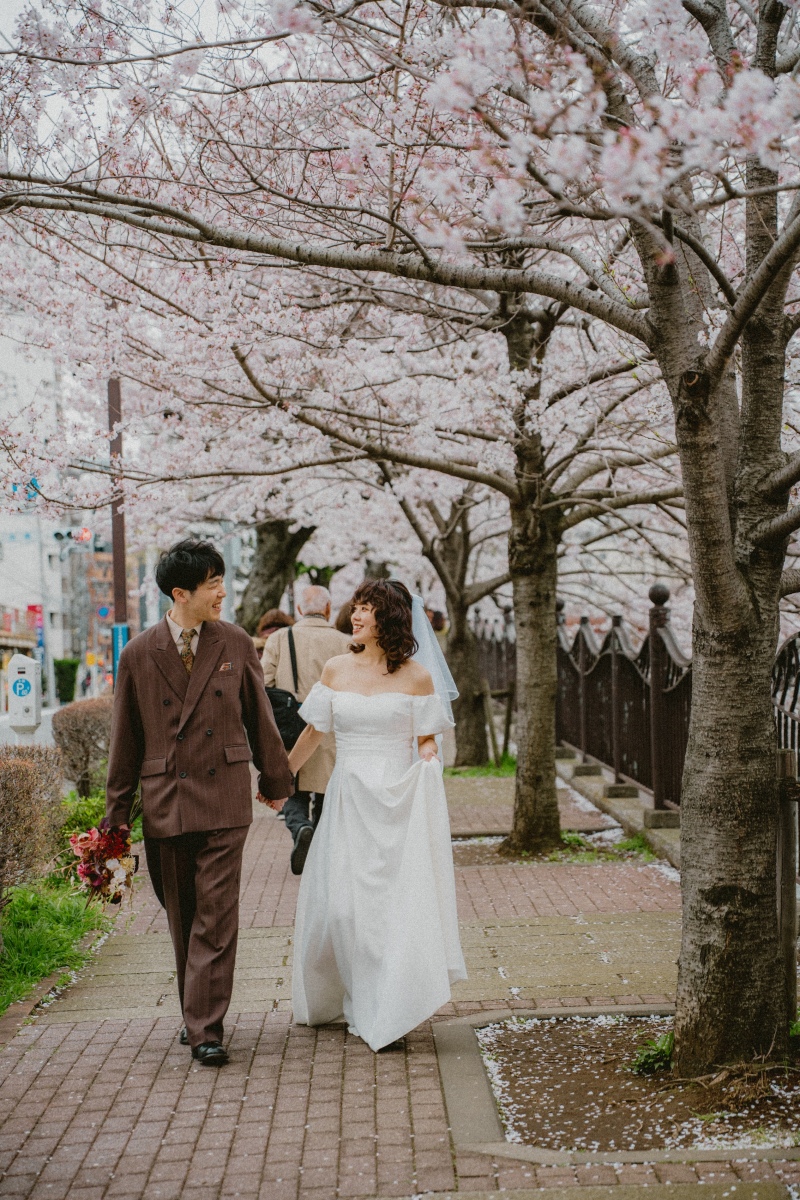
[106,617,294,838]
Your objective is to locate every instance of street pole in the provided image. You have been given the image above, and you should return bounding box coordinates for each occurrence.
[108,378,129,681]
[35,514,57,707]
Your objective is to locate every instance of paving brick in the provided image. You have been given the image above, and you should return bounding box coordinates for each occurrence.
[654,1163,702,1183]
[0,795,694,1200]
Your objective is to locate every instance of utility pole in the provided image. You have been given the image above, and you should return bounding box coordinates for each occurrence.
[108,378,129,681]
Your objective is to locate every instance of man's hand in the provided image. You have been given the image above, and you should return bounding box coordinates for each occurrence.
[257,793,288,812]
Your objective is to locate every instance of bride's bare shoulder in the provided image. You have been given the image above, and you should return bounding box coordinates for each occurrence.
[399,660,434,696]
[321,655,351,686]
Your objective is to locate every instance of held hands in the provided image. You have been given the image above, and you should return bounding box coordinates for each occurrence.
[257,793,288,812]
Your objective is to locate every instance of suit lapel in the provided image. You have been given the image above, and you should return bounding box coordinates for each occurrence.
[177,621,224,732]
[151,617,190,702]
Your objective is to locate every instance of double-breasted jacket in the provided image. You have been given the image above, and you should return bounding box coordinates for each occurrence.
[106,617,293,837]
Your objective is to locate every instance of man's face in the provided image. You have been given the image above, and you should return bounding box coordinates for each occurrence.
[173,574,226,623]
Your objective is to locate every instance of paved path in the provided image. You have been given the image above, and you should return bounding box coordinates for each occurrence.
[445,777,614,836]
[1,791,798,1200]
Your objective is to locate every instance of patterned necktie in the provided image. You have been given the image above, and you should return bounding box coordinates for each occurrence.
[179,628,197,675]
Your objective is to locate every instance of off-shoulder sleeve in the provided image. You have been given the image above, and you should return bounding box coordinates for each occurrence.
[412,692,455,737]
[299,682,335,732]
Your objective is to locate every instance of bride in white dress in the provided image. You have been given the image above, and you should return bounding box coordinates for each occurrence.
[285,579,467,1051]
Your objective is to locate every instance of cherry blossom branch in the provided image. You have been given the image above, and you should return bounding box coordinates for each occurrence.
[560,485,685,530]
[706,210,800,381]
[232,346,521,497]
[0,180,652,341]
[556,442,678,496]
[544,357,655,407]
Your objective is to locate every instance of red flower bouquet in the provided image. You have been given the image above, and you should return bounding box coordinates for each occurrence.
[69,818,137,904]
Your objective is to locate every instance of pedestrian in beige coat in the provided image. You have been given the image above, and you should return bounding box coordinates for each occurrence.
[262,584,350,873]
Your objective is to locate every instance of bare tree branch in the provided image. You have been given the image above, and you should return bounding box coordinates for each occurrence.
[780,568,800,597]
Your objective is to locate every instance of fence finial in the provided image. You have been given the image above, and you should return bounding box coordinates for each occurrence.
[649,583,670,607]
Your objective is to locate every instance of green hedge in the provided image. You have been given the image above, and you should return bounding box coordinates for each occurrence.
[53,659,81,704]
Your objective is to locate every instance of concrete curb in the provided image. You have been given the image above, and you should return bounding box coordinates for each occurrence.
[555,758,681,869]
[395,1188,789,1200]
[433,1005,800,1167]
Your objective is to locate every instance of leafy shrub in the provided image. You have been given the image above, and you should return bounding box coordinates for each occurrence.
[629,1029,674,1074]
[53,658,81,704]
[0,746,64,920]
[52,696,113,797]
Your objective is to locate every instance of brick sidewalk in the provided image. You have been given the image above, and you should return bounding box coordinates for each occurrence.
[2,797,797,1200]
[445,776,615,836]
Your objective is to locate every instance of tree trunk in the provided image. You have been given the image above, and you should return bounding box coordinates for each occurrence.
[236,518,315,633]
[675,616,785,1070]
[446,602,490,767]
[364,559,391,580]
[504,497,562,853]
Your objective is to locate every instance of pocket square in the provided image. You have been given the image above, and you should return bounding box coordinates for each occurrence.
[219,662,233,672]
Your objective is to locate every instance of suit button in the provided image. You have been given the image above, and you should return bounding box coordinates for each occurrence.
[215,689,222,697]
[177,733,185,741]
[179,771,188,779]
[163,699,171,706]
[206,729,213,736]
[208,768,216,776]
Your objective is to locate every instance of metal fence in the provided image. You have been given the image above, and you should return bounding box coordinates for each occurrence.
[556,585,690,809]
[471,616,517,694]
[471,585,800,809]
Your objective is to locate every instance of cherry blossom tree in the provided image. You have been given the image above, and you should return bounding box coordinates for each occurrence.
[4,0,800,1068]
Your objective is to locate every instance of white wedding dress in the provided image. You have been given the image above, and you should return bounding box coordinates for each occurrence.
[291,683,467,1051]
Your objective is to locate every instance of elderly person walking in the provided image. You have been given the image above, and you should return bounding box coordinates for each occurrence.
[262,584,350,873]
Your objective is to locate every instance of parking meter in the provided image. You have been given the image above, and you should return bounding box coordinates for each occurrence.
[8,653,42,736]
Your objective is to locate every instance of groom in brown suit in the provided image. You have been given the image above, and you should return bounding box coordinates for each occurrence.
[106,538,293,1065]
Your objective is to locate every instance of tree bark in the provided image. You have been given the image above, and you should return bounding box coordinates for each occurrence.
[675,619,785,1070]
[446,599,490,767]
[504,493,562,853]
[236,517,315,633]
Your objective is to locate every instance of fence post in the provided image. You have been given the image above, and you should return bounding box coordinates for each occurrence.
[776,749,798,1030]
[611,614,622,783]
[578,615,589,756]
[649,584,670,809]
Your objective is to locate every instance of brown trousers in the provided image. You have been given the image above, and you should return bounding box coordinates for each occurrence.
[157,826,249,1048]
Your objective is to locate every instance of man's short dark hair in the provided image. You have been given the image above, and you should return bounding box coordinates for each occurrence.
[156,538,225,599]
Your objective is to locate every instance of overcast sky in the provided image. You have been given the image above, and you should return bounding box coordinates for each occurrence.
[0,0,29,41]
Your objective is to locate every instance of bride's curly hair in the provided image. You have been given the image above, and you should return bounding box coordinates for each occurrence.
[348,579,418,674]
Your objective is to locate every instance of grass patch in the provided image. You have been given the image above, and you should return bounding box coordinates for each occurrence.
[0,879,110,1016]
[445,754,516,778]
[540,830,658,864]
[615,833,657,862]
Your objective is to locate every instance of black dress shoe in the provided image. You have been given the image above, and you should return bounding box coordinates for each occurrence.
[179,1026,189,1045]
[192,1042,228,1066]
[290,825,314,876]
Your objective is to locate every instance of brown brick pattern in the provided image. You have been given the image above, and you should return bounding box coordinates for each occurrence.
[1,803,795,1200]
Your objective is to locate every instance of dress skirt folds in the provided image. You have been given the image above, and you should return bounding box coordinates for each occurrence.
[291,684,467,1051]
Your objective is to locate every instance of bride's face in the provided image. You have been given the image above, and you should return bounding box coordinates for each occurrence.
[350,602,378,647]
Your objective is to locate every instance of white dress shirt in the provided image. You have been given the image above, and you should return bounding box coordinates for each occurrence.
[166,611,203,657]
